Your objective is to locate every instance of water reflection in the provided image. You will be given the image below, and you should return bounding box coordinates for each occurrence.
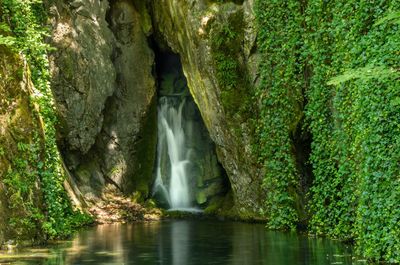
[0,220,358,265]
[171,221,189,265]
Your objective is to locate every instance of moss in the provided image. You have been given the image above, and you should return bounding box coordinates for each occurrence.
[0,45,46,244]
[144,198,157,209]
[207,0,244,5]
[132,0,152,35]
[204,192,233,215]
[60,54,75,80]
[204,196,224,214]
[163,210,203,219]
[130,191,143,204]
[203,191,265,221]
[196,191,207,205]
[209,7,252,120]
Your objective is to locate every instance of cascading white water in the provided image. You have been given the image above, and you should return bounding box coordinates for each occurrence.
[153,96,192,209]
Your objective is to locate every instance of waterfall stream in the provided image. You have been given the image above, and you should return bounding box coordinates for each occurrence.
[151,51,226,211]
[153,96,193,210]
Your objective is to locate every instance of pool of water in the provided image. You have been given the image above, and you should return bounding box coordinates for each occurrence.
[0,220,362,265]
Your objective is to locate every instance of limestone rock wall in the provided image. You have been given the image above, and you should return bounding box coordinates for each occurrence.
[151,0,264,217]
[101,0,157,195]
[49,0,264,218]
[49,0,116,154]
[49,0,157,199]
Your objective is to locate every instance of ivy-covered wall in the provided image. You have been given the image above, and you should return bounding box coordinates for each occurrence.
[254,0,305,230]
[255,0,400,262]
[0,43,46,245]
[0,0,91,243]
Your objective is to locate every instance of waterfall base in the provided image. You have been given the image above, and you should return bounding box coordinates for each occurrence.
[167,208,204,213]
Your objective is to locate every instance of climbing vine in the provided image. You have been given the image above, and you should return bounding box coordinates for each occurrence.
[305,1,400,262]
[3,138,45,240]
[0,0,92,240]
[255,0,400,262]
[254,0,305,230]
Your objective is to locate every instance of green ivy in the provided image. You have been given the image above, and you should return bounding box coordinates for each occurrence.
[3,138,45,240]
[255,0,400,262]
[305,1,400,262]
[254,0,305,230]
[1,0,92,240]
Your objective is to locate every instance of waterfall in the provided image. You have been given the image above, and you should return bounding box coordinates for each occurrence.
[153,96,193,210]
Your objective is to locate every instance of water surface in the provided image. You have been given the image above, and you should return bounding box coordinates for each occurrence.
[0,220,361,265]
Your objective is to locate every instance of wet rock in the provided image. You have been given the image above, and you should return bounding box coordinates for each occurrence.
[151,0,264,218]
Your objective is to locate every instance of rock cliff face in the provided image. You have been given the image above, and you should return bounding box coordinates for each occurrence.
[49,0,157,199]
[151,0,263,217]
[0,46,45,244]
[49,0,263,218]
[49,0,115,154]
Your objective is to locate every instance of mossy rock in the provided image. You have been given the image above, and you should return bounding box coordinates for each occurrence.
[196,191,207,205]
[163,210,204,219]
[209,7,252,119]
[0,45,46,244]
[207,0,245,6]
[129,95,158,199]
[204,192,233,215]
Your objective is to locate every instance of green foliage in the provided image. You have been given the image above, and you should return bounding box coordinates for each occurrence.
[255,0,400,262]
[210,0,244,5]
[4,139,45,240]
[305,1,400,263]
[0,22,16,46]
[374,11,400,26]
[254,0,304,230]
[304,0,357,242]
[210,8,250,117]
[328,65,399,86]
[1,0,92,240]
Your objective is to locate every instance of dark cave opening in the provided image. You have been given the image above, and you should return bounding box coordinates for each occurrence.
[150,42,231,210]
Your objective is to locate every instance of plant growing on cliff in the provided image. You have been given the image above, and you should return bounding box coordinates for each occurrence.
[254,0,304,230]
[305,2,400,261]
[1,0,92,240]
[3,139,45,239]
[255,0,400,262]
[210,8,251,118]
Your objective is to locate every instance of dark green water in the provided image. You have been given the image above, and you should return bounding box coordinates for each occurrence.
[0,220,363,265]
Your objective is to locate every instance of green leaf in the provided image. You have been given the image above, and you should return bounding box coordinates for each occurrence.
[327,65,399,86]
